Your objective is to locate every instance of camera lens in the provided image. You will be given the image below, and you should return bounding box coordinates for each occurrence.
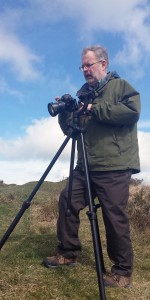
[48,103,58,117]
[48,102,66,117]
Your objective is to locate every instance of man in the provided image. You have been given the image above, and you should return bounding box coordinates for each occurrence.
[42,45,141,288]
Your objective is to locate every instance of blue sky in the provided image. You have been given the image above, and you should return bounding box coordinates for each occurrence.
[0,0,150,184]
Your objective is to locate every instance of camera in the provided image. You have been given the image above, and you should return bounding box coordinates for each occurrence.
[48,94,78,117]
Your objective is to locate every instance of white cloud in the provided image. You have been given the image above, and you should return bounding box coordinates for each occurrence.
[138,131,150,171]
[0,29,41,81]
[0,159,70,185]
[133,171,150,185]
[0,117,71,160]
[131,130,150,184]
[0,117,72,184]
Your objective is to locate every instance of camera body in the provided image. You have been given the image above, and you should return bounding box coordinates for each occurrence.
[48,94,78,117]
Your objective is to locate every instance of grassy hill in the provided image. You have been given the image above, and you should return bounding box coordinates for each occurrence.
[0,180,150,300]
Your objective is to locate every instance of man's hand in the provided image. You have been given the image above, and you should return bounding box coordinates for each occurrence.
[55,96,60,101]
[87,104,92,110]
[78,102,92,111]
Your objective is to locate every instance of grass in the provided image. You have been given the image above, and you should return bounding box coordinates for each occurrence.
[0,180,150,300]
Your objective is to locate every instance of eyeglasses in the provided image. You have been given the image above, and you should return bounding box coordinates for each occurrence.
[79,60,103,71]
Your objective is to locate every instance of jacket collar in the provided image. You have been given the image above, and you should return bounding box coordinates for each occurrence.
[76,71,120,100]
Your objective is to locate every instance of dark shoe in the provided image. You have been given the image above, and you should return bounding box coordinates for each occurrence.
[42,254,77,268]
[104,273,132,288]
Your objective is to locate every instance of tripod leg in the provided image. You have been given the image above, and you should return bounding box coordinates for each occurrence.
[66,138,76,216]
[0,133,72,250]
[87,204,106,273]
[95,215,106,274]
[80,132,106,300]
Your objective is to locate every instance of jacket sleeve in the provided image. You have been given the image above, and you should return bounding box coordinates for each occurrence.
[91,79,141,126]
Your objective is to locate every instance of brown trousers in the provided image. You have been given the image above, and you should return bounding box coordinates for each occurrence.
[57,169,133,276]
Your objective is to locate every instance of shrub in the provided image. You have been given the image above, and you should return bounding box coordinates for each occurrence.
[128,183,150,231]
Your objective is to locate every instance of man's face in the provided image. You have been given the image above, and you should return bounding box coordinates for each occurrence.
[81,50,107,87]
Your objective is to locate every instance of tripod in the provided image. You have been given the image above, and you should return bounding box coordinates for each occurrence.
[0,110,107,300]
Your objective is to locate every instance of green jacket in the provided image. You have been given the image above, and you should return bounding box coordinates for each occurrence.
[58,72,141,174]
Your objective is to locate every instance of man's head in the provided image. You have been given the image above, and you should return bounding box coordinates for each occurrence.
[80,45,109,87]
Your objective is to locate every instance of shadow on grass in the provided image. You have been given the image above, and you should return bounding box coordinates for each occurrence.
[1,231,98,269]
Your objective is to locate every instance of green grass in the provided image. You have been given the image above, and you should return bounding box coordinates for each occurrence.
[0,181,150,300]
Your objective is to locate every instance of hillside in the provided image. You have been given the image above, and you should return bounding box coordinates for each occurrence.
[0,180,150,300]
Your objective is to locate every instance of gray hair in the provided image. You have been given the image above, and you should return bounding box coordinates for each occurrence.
[82,45,109,67]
